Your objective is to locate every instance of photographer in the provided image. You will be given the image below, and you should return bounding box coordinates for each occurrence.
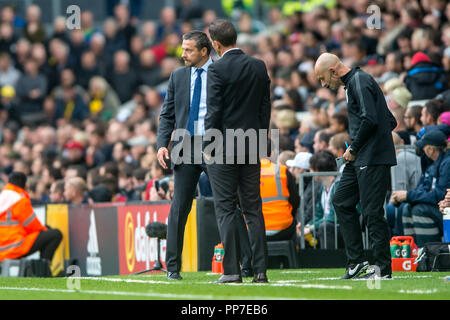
[149,176,173,201]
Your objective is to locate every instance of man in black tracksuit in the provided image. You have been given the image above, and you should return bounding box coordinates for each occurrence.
[315,53,397,279]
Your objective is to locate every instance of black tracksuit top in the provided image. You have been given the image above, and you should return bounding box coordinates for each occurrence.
[341,67,397,167]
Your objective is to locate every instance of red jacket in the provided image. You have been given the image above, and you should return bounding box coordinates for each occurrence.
[0,183,46,260]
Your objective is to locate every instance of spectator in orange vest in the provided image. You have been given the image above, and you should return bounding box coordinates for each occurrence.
[260,157,299,241]
[0,172,62,262]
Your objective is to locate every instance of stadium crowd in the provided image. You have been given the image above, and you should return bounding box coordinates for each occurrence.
[0,0,449,248]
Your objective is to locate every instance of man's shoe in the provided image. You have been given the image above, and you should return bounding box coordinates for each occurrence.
[167,272,182,280]
[340,261,369,279]
[252,272,268,283]
[214,274,242,283]
[241,268,254,278]
[357,266,392,280]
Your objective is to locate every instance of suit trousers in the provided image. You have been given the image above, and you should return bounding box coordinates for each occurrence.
[332,163,392,275]
[165,139,252,272]
[207,162,267,275]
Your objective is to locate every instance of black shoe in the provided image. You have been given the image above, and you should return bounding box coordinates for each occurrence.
[241,268,254,278]
[252,272,268,283]
[357,266,392,279]
[340,261,369,279]
[167,272,182,280]
[214,274,242,283]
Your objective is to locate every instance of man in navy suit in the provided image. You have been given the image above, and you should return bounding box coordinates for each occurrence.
[157,30,213,280]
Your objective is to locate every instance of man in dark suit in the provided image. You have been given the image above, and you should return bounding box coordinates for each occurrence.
[157,30,213,281]
[205,20,271,283]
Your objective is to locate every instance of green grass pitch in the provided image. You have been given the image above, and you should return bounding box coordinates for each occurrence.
[1,269,449,300]
[0,269,449,300]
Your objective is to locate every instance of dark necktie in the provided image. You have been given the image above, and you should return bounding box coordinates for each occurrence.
[187,68,203,136]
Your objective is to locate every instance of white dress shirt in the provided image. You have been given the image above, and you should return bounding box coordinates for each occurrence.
[190,57,213,136]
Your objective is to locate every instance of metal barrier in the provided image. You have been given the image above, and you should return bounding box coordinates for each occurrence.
[297,146,421,251]
[298,171,341,250]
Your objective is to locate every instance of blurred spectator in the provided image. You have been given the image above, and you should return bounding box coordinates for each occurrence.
[52,69,89,123]
[404,105,423,144]
[260,157,299,241]
[328,113,348,134]
[313,129,332,154]
[49,179,65,203]
[63,141,85,167]
[277,150,295,166]
[88,184,113,203]
[88,76,120,121]
[176,0,203,21]
[0,172,62,263]
[15,58,47,126]
[0,51,20,88]
[420,99,446,128]
[23,5,45,43]
[114,4,137,52]
[391,130,450,246]
[0,85,20,125]
[387,86,412,111]
[386,132,422,236]
[328,132,349,173]
[404,51,448,100]
[64,177,88,204]
[107,50,139,103]
[138,50,162,87]
[298,150,341,249]
[156,7,181,43]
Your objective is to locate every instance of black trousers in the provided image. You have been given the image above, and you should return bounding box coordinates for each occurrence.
[207,163,267,275]
[332,164,391,275]
[24,228,63,261]
[165,161,206,272]
[165,161,252,273]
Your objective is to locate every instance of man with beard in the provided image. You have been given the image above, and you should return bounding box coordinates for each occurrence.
[156,31,213,281]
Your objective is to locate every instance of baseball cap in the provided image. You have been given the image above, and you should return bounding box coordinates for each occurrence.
[64,140,84,151]
[416,130,448,149]
[286,152,312,170]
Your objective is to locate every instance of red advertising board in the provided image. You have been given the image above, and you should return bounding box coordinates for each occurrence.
[117,202,170,275]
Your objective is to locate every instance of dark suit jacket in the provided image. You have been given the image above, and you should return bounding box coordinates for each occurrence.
[205,49,271,164]
[157,66,192,165]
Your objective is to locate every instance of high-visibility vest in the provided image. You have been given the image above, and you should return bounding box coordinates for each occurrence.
[222,0,254,17]
[282,0,337,16]
[260,158,293,230]
[0,183,46,260]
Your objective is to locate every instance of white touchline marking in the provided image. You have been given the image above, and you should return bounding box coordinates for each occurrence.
[215,283,353,290]
[398,289,439,294]
[392,275,432,279]
[0,287,297,300]
[76,277,173,284]
[280,271,321,274]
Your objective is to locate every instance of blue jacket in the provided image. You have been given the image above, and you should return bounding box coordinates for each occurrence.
[407,150,450,205]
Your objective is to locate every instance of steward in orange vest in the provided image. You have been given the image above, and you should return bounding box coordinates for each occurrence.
[260,158,299,240]
[0,172,62,262]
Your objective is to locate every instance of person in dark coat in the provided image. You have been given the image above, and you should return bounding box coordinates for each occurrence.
[404,52,448,100]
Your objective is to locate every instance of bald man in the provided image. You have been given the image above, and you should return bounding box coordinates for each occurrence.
[314,53,397,280]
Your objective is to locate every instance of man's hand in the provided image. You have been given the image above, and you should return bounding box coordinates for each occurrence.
[157,147,169,169]
[343,147,356,162]
[391,190,407,204]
